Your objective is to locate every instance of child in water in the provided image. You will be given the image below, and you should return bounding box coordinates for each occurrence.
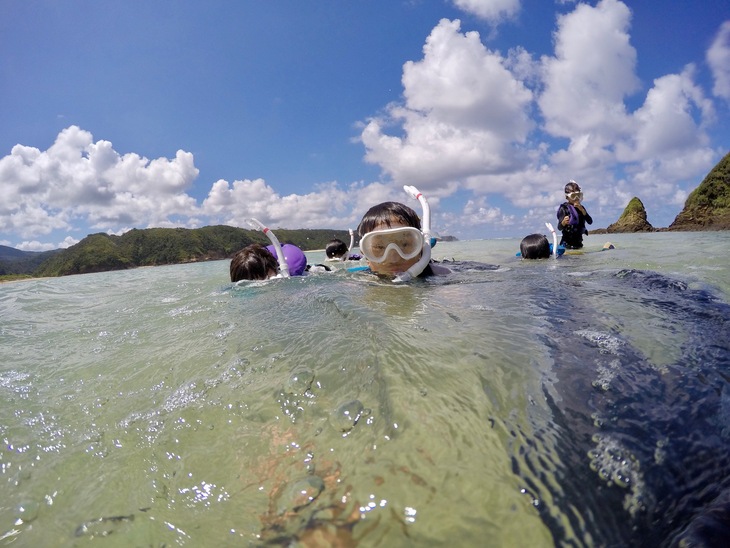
[556,180,592,249]
[357,201,450,279]
[519,234,551,259]
[230,242,309,282]
[325,239,348,260]
[230,244,279,282]
[325,233,361,261]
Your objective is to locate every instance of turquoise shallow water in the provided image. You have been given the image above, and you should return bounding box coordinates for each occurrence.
[1,231,729,546]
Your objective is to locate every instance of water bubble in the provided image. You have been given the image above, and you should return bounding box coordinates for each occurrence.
[14,501,39,524]
[277,475,325,514]
[612,470,631,488]
[330,400,365,434]
[654,438,668,465]
[276,370,316,421]
[588,435,646,517]
[286,368,314,395]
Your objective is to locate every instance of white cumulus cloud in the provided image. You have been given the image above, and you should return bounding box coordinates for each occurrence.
[201,177,385,231]
[707,20,730,101]
[451,0,521,23]
[359,0,720,233]
[0,126,201,242]
[361,18,533,192]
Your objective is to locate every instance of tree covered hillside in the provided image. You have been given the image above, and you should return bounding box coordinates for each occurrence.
[0,246,61,277]
[34,225,350,277]
[669,150,730,231]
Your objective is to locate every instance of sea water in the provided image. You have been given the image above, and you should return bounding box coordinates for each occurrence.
[1,231,729,547]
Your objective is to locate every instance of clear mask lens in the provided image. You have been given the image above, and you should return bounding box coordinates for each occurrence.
[567,191,583,201]
[359,227,424,263]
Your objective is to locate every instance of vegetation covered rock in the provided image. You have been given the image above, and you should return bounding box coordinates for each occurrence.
[607,197,654,233]
[668,151,730,231]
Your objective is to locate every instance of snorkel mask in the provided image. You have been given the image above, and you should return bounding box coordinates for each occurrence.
[247,218,290,278]
[359,226,425,263]
[566,191,583,203]
[565,180,583,203]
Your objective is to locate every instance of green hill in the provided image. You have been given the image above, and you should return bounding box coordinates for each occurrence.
[0,246,61,277]
[668,150,730,231]
[606,197,654,233]
[33,225,350,278]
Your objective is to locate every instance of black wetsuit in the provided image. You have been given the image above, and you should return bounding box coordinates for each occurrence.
[556,202,592,249]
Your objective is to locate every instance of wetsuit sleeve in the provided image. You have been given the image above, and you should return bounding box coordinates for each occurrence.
[556,204,567,232]
[584,210,593,225]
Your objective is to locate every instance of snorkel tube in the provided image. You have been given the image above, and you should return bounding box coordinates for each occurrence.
[247,218,290,278]
[345,228,355,260]
[393,185,432,283]
[545,222,558,259]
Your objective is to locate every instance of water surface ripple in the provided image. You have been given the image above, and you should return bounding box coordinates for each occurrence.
[1,232,729,546]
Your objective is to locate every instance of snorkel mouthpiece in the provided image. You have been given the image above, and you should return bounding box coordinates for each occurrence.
[393,185,432,283]
[247,218,290,277]
[393,243,431,282]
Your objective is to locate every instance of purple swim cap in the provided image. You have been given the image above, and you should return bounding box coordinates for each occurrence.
[266,244,307,276]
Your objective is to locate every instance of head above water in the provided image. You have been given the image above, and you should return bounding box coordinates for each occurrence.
[325,238,348,259]
[565,180,583,203]
[520,234,551,259]
[357,201,424,276]
[230,243,278,282]
[357,201,422,236]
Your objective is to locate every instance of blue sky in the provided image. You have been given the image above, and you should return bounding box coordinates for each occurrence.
[1,0,729,250]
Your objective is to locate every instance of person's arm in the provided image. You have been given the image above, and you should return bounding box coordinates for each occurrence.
[575,204,592,225]
[556,204,568,231]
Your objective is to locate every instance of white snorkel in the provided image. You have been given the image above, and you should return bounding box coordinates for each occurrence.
[343,228,355,261]
[545,222,558,259]
[393,185,433,283]
[247,218,290,278]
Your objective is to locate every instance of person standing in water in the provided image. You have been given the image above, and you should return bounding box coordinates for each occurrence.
[556,180,592,249]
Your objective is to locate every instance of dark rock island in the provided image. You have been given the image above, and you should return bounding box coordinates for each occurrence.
[595,150,730,234]
[607,197,654,233]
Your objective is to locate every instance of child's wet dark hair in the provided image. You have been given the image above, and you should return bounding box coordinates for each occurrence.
[520,234,551,259]
[565,181,581,195]
[325,239,348,259]
[357,202,422,237]
[230,243,278,282]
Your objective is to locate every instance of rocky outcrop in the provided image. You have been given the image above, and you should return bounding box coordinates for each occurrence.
[607,197,654,233]
[668,151,730,231]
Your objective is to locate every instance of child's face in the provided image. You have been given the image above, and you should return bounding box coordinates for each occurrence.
[364,222,422,276]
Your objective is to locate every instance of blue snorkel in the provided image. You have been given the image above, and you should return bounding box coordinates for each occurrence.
[393,185,432,283]
[247,218,290,278]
